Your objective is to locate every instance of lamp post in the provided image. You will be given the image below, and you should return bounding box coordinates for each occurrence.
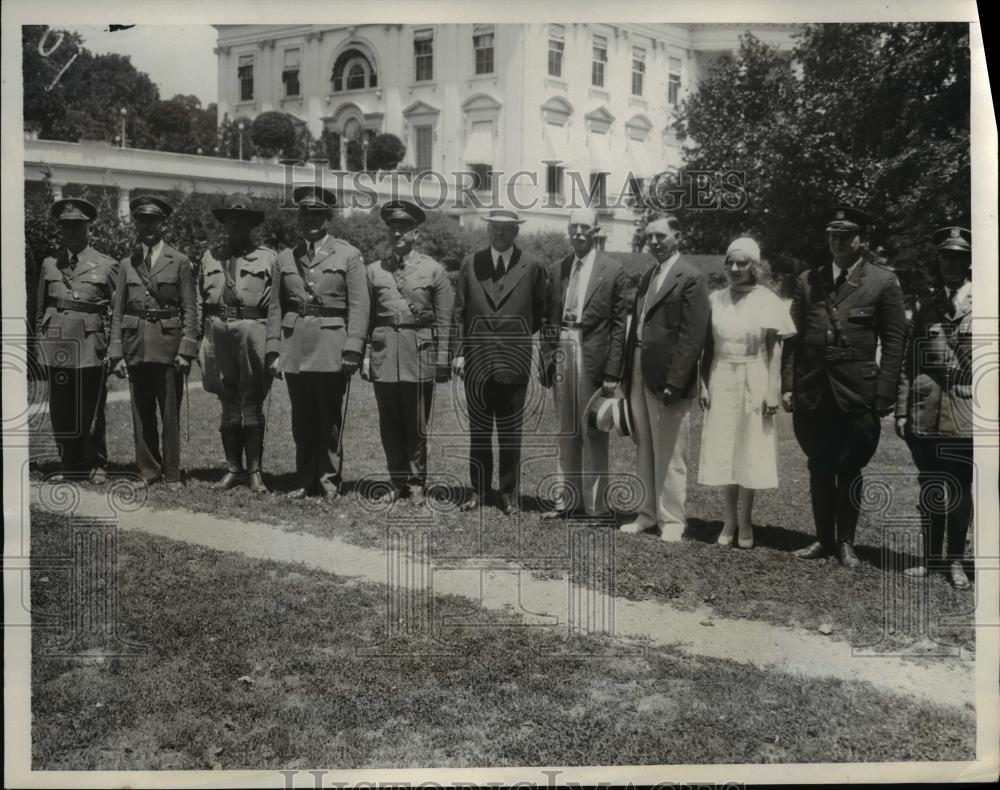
[238,121,245,160]
[119,107,127,149]
[361,135,369,172]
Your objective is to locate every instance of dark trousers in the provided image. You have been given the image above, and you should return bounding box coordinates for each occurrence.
[374,380,433,492]
[906,434,973,562]
[48,366,107,473]
[286,372,348,495]
[793,391,881,549]
[465,377,528,497]
[128,363,183,482]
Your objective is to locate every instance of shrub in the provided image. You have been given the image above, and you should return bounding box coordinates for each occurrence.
[367,133,406,171]
[251,112,296,158]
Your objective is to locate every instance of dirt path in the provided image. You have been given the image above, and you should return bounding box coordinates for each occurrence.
[31,483,975,711]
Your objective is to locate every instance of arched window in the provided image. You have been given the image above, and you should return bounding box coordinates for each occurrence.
[332,48,378,92]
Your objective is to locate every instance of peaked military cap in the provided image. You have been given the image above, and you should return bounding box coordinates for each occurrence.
[212,193,265,227]
[293,185,338,211]
[50,197,97,222]
[129,195,173,219]
[934,226,971,253]
[825,204,871,233]
[380,200,426,226]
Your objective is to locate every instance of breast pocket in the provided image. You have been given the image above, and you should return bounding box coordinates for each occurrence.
[238,268,268,300]
[122,314,140,333]
[847,307,875,325]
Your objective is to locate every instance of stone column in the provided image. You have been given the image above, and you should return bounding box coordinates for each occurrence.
[117,187,131,220]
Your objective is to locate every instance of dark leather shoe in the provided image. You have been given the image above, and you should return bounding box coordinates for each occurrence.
[949,561,971,589]
[88,467,107,485]
[286,487,309,500]
[214,470,246,491]
[838,542,860,568]
[459,494,480,512]
[500,494,518,516]
[247,471,268,495]
[794,541,833,560]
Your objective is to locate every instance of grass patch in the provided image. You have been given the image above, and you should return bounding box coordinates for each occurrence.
[29,371,977,655]
[31,508,974,769]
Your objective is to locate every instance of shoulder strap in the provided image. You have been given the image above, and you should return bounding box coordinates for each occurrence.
[131,247,166,307]
[292,246,322,304]
[821,287,848,347]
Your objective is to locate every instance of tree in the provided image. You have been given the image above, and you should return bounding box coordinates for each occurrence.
[367,133,407,171]
[147,98,194,152]
[667,24,970,295]
[251,112,297,159]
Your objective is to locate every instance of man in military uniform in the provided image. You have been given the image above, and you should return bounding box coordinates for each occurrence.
[265,186,369,499]
[35,198,118,483]
[108,195,199,490]
[781,204,907,566]
[363,200,453,505]
[452,208,548,516]
[896,226,974,588]
[198,194,277,494]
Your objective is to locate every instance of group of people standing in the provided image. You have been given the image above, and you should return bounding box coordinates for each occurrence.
[34,192,974,587]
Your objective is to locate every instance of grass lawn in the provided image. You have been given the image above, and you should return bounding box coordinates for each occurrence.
[28,367,977,655]
[30,509,974,769]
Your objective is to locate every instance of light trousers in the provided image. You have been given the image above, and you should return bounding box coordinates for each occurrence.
[629,347,691,530]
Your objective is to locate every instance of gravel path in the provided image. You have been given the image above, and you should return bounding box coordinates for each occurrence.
[31,483,976,712]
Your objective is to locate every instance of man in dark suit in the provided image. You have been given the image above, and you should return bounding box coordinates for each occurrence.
[896,226,973,588]
[452,208,548,515]
[266,186,369,499]
[620,216,710,540]
[781,204,907,566]
[540,208,628,518]
[108,195,199,489]
[35,198,118,483]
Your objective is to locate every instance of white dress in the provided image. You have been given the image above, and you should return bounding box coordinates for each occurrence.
[698,286,796,489]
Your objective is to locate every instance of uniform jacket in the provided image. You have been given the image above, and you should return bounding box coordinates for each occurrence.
[198,244,278,334]
[452,246,547,385]
[108,243,199,365]
[366,251,454,383]
[781,253,907,413]
[895,285,973,437]
[622,255,710,400]
[35,246,118,369]
[265,236,369,374]
[541,250,628,386]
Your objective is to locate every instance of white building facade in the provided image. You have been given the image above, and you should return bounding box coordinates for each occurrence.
[214,23,798,249]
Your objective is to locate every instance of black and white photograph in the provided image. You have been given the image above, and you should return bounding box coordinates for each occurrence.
[3,0,997,787]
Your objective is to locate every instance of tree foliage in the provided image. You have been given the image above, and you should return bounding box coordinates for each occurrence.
[367,133,407,171]
[251,111,297,158]
[666,23,970,294]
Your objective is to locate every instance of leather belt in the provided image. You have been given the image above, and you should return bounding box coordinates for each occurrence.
[47,297,107,315]
[559,321,584,330]
[125,305,180,321]
[203,303,266,320]
[373,315,431,329]
[286,300,348,318]
[823,346,872,362]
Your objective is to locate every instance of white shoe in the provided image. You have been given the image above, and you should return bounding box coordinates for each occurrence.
[619,521,647,534]
[659,523,685,542]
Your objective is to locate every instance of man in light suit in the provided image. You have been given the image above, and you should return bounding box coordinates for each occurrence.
[265,186,369,499]
[540,208,628,518]
[620,216,710,540]
[452,208,548,516]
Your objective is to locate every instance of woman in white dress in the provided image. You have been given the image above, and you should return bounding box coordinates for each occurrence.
[698,237,796,548]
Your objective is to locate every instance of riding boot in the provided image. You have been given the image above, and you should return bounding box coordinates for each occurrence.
[214,426,246,490]
[244,425,268,494]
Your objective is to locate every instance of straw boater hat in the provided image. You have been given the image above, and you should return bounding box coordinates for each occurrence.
[483,208,525,224]
[582,389,636,444]
[212,193,265,227]
[933,226,971,253]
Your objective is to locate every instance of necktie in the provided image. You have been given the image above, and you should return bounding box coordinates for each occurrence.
[495,254,505,281]
[308,242,315,261]
[70,252,79,268]
[564,259,583,320]
[143,247,152,273]
[948,288,958,317]
[835,266,847,289]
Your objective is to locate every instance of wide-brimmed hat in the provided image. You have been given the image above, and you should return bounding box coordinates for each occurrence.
[212,194,265,226]
[293,185,338,212]
[825,204,870,234]
[129,194,173,219]
[583,389,635,443]
[933,226,971,253]
[483,208,525,224]
[50,198,97,222]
